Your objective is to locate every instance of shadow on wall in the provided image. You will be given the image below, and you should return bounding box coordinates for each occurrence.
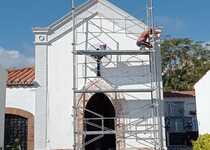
[122,100,164,119]
[91,62,151,87]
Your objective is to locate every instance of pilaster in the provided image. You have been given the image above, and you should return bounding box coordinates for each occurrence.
[33,27,50,150]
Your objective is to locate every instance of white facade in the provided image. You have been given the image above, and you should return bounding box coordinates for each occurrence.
[1,0,165,149]
[5,88,36,115]
[0,65,7,149]
[31,0,165,150]
[194,70,210,134]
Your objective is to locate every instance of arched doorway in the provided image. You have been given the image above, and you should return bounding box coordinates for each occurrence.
[4,108,34,150]
[84,93,116,150]
[4,114,28,150]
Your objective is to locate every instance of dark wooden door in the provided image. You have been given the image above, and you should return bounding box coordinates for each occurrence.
[4,114,27,150]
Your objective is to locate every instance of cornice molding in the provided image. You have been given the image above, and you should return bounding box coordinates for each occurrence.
[32,27,51,34]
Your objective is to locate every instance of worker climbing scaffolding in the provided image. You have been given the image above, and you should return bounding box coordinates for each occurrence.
[136,28,161,49]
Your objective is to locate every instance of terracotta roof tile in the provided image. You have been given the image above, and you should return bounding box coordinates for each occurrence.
[164,91,195,98]
[7,67,35,87]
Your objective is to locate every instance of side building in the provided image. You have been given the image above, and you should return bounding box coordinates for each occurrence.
[0,65,7,150]
[194,70,210,135]
[5,67,35,150]
[164,91,198,150]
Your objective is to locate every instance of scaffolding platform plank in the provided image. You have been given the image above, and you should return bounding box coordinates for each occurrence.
[125,130,159,134]
[84,131,116,135]
[73,50,153,55]
[75,88,155,93]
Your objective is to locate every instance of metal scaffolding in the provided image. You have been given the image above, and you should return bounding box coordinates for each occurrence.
[72,0,164,149]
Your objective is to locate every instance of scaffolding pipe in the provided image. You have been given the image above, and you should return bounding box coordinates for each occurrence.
[72,0,164,149]
[72,0,77,149]
[147,0,164,149]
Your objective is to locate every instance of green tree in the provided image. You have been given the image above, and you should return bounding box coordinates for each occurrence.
[161,38,210,91]
[193,134,210,150]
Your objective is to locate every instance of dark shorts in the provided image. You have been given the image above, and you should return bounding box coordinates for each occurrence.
[136,41,153,48]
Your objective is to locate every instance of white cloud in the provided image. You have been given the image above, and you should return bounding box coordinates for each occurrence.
[0,47,34,69]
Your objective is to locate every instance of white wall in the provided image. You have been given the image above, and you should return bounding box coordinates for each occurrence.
[48,31,74,149]
[6,88,36,115]
[33,1,165,149]
[47,16,144,149]
[35,43,49,150]
[0,66,7,149]
[46,15,163,149]
[195,70,210,134]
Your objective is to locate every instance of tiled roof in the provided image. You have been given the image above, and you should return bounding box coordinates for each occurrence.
[7,67,35,87]
[164,91,195,98]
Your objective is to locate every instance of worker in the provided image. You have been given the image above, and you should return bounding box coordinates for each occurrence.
[136,28,160,49]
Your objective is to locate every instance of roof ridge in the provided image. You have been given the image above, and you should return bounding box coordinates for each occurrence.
[7,66,34,71]
[48,0,98,30]
[33,0,146,33]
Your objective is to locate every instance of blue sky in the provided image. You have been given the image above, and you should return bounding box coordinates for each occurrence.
[0,0,210,67]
